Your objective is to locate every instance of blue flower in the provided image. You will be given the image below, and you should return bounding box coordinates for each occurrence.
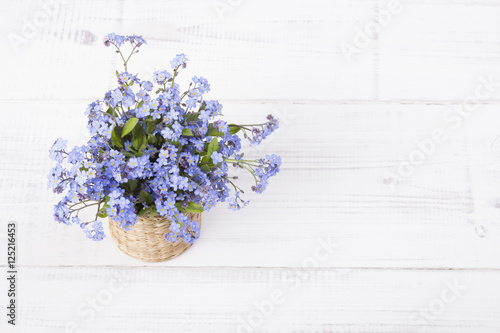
[192,76,210,93]
[253,179,268,194]
[164,232,178,243]
[170,54,189,69]
[186,98,197,109]
[142,81,153,92]
[136,90,148,100]
[211,151,224,164]
[87,221,106,241]
[49,138,67,162]
[169,221,181,233]
[215,121,229,136]
[119,72,131,82]
[128,35,146,46]
[153,70,172,84]
[228,197,239,211]
[193,139,204,152]
[111,89,123,103]
[75,169,88,185]
[104,33,125,47]
[135,106,149,118]
[127,157,139,168]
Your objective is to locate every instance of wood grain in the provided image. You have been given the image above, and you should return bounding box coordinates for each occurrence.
[1,0,500,332]
[2,266,500,332]
[1,103,499,269]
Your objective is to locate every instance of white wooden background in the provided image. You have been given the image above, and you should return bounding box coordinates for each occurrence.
[1,0,500,332]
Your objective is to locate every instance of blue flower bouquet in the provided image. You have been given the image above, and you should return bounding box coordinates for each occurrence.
[48,34,281,261]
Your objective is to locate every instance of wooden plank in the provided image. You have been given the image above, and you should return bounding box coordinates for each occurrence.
[0,0,377,102]
[1,266,499,332]
[379,0,500,101]
[5,0,500,103]
[1,102,499,268]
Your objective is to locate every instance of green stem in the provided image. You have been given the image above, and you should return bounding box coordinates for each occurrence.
[113,44,127,70]
[223,177,244,193]
[67,200,91,209]
[68,202,100,211]
[120,105,127,118]
[123,45,138,71]
[230,123,268,128]
[225,159,260,166]
[186,176,203,189]
[98,110,119,126]
[226,159,259,184]
[171,66,180,88]
[241,164,258,184]
[224,159,240,164]
[94,200,102,221]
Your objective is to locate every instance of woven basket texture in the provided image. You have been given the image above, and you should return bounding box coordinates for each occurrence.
[109,212,202,262]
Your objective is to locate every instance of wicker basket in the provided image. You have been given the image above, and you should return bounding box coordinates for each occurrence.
[108,212,202,262]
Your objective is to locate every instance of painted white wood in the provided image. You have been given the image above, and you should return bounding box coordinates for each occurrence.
[379,0,500,101]
[1,0,500,332]
[3,0,500,103]
[1,267,499,332]
[1,103,499,268]
[0,0,373,102]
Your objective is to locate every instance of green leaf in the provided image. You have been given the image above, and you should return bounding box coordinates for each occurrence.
[208,123,227,137]
[147,134,157,145]
[207,137,219,162]
[128,80,134,86]
[132,125,146,150]
[121,118,139,137]
[146,121,154,135]
[97,209,108,218]
[140,190,154,205]
[132,136,141,150]
[184,202,204,213]
[186,112,199,122]
[149,205,158,216]
[138,208,147,217]
[199,164,211,173]
[207,123,218,137]
[181,128,194,136]
[111,127,123,148]
[127,179,137,193]
[106,106,115,116]
[229,125,241,135]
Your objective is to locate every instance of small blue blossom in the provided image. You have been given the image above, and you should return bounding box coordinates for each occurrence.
[211,151,224,164]
[164,232,178,243]
[215,121,229,136]
[170,53,189,69]
[153,70,172,84]
[136,90,148,100]
[169,221,181,233]
[142,81,153,92]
